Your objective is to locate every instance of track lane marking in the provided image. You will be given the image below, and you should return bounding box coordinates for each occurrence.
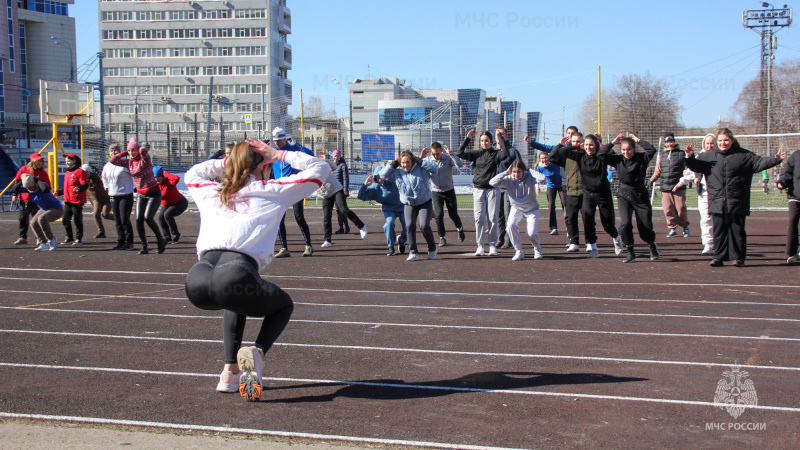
[18,288,185,308]
[2,306,799,342]
[1,268,799,289]
[0,364,799,413]
[2,330,799,372]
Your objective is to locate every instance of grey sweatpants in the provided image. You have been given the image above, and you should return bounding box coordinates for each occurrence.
[473,187,500,246]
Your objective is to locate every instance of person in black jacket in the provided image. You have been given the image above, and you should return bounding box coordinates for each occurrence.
[457,128,509,256]
[599,133,659,262]
[332,150,352,234]
[685,128,785,267]
[777,150,800,263]
[650,133,691,238]
[550,134,623,258]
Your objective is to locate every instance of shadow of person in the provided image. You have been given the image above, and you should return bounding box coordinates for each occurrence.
[263,371,647,404]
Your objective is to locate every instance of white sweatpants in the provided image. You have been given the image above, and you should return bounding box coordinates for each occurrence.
[507,206,540,251]
[473,187,500,246]
[698,191,713,248]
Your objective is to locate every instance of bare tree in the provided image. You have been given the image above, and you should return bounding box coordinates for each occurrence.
[733,59,800,133]
[304,95,325,118]
[577,72,681,143]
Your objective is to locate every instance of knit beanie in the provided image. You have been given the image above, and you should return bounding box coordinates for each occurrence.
[21,173,36,191]
[127,137,140,151]
[152,165,164,178]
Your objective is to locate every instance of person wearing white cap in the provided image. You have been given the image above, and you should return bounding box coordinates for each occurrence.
[271,126,315,258]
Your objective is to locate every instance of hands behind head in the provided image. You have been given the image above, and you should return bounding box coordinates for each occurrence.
[443,145,451,154]
[506,166,513,175]
[246,138,280,170]
[420,147,428,158]
[612,132,626,145]
[467,129,475,139]
[628,132,640,142]
[365,174,374,186]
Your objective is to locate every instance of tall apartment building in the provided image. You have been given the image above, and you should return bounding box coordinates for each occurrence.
[1,1,75,140]
[99,0,292,156]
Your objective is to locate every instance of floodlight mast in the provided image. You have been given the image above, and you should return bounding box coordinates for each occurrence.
[742,3,793,141]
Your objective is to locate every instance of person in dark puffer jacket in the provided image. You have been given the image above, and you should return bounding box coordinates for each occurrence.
[685,128,785,267]
[650,133,692,238]
[777,150,800,263]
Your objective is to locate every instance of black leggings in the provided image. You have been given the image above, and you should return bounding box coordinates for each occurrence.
[185,250,294,364]
[136,190,164,245]
[111,194,134,244]
[157,197,188,240]
[61,202,84,241]
[278,200,312,247]
[582,191,619,244]
[546,186,566,231]
[432,189,463,238]
[323,191,364,241]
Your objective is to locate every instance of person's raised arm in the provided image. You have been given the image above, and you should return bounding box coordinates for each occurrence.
[444,145,463,166]
[525,134,556,153]
[456,129,477,161]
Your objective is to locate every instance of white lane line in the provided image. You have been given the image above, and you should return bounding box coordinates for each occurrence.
[0,363,799,413]
[1,267,798,289]
[2,285,799,313]
[2,330,799,372]
[1,306,798,342]
[0,412,523,450]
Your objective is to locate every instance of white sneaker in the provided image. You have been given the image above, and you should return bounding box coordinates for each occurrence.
[587,249,599,258]
[427,248,437,260]
[512,250,524,261]
[48,236,58,251]
[359,226,368,239]
[613,236,623,255]
[34,243,50,252]
[236,346,264,402]
[566,243,579,252]
[320,241,332,248]
[407,251,419,261]
[701,245,714,255]
[216,370,242,393]
[488,244,498,256]
[533,245,543,259]
[474,246,485,256]
[586,243,592,252]
[787,254,800,264]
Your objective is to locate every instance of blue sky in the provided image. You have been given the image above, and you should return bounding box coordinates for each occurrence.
[72,0,799,142]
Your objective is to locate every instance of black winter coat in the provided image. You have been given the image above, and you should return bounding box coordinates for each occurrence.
[457,135,510,189]
[685,142,783,216]
[778,150,799,201]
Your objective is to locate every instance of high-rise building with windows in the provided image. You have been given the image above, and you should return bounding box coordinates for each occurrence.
[99,0,292,157]
[1,1,75,139]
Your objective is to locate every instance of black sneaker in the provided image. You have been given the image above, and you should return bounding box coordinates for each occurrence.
[709,259,723,267]
[334,229,345,234]
[94,233,106,239]
[623,253,636,263]
[398,239,406,255]
[344,227,351,234]
[733,260,745,267]
[123,242,134,251]
[138,245,149,255]
[156,238,166,254]
[387,247,397,256]
[112,242,124,250]
[457,229,465,242]
[500,241,513,249]
[172,233,182,244]
[649,243,660,261]
[438,237,447,247]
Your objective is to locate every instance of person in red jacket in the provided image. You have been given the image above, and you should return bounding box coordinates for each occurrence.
[60,153,89,245]
[153,165,188,244]
[12,153,51,245]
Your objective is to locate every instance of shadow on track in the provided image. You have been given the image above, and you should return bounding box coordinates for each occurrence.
[265,371,647,403]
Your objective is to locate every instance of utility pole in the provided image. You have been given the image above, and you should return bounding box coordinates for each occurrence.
[205,76,214,156]
[98,52,105,152]
[742,3,793,147]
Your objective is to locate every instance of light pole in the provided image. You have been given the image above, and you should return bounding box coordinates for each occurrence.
[50,36,74,83]
[134,87,149,141]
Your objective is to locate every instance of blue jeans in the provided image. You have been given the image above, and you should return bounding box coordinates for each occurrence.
[383,209,407,248]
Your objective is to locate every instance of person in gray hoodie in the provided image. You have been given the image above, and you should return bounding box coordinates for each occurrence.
[380,150,439,261]
[422,141,465,247]
[489,160,542,261]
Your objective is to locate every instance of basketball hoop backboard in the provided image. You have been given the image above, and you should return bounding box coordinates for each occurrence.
[39,80,94,125]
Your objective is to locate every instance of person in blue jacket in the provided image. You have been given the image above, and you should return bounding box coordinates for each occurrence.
[10,174,63,251]
[380,150,439,261]
[534,151,566,236]
[271,127,315,258]
[358,165,408,256]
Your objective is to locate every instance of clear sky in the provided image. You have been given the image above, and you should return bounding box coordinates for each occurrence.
[72,0,799,142]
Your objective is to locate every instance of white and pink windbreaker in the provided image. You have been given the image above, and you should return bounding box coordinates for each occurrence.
[185,151,331,271]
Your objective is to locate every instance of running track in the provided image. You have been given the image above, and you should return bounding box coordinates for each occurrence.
[0,208,798,448]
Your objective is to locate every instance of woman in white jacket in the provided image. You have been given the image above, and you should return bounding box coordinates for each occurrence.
[101,144,135,250]
[489,160,542,261]
[184,139,331,402]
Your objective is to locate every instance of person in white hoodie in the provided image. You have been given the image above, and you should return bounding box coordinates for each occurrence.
[102,144,135,250]
[184,139,331,402]
[489,160,542,261]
